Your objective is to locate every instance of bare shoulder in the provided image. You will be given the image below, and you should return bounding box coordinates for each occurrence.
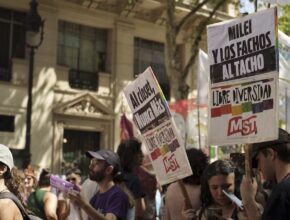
[43,191,57,203]
[0,199,23,219]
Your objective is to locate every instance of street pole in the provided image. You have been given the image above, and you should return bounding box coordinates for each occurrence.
[24,0,44,168]
[24,47,35,167]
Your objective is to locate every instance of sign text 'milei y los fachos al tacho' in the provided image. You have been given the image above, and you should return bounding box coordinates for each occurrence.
[207,7,279,145]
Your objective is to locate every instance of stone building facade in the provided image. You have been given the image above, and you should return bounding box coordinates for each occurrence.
[0,0,236,172]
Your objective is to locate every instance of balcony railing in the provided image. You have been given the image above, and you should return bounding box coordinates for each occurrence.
[68,69,98,91]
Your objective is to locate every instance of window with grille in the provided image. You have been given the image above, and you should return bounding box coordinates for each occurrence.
[57,21,108,91]
[134,38,170,100]
[0,7,26,82]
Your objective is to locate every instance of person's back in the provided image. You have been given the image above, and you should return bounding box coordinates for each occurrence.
[165,148,208,220]
[28,189,49,219]
[27,169,58,220]
[165,182,201,220]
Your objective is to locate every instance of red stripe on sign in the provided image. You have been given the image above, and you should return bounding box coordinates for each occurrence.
[211,108,221,117]
[220,104,232,115]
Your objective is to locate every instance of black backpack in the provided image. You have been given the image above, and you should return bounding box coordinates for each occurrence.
[0,192,43,220]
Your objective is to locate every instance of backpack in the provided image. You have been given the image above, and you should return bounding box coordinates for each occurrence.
[0,192,43,220]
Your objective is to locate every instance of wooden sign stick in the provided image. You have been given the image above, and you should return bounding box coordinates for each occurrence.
[178,180,192,209]
[244,144,253,179]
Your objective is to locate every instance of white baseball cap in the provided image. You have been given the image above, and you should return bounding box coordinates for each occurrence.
[0,144,14,170]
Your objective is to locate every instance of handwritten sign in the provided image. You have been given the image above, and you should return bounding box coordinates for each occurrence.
[207,7,279,145]
[123,67,192,185]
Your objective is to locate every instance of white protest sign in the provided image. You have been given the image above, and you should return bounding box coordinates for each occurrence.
[143,119,193,185]
[123,67,171,134]
[207,7,279,145]
[123,67,192,185]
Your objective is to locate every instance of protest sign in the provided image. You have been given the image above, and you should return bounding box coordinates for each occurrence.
[123,67,171,134]
[207,7,279,145]
[123,67,192,185]
[142,119,192,185]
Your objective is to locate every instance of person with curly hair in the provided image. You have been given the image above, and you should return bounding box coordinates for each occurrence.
[0,144,24,219]
[22,164,38,205]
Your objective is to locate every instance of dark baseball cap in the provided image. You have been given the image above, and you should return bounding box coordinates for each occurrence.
[252,128,290,168]
[86,149,121,171]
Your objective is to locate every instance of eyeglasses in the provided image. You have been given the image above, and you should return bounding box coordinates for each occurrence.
[90,158,103,166]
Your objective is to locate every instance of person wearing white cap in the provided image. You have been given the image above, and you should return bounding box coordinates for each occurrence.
[0,144,23,219]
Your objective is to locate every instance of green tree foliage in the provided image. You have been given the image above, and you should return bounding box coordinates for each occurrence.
[279,5,290,36]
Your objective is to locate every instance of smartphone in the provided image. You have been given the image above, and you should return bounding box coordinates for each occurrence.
[222,190,244,210]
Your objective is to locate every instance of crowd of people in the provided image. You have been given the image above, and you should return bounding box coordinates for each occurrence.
[0,128,289,219]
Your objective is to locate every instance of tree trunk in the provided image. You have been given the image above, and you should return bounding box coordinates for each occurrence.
[165,0,229,101]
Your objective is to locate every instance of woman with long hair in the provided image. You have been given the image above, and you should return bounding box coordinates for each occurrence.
[197,160,262,220]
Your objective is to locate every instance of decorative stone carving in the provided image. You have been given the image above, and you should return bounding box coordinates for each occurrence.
[64,97,103,116]
[54,93,113,119]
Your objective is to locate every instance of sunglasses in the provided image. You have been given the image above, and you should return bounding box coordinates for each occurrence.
[66,177,76,182]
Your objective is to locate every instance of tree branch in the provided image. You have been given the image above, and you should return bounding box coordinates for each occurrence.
[176,0,212,36]
[181,0,226,79]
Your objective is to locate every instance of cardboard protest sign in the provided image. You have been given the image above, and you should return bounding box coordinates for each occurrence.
[207,7,279,145]
[123,67,171,134]
[123,67,192,185]
[143,119,193,185]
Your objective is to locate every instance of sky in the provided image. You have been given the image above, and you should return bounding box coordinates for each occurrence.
[240,0,255,13]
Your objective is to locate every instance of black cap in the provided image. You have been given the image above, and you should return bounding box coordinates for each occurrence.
[86,149,121,171]
[252,128,290,168]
